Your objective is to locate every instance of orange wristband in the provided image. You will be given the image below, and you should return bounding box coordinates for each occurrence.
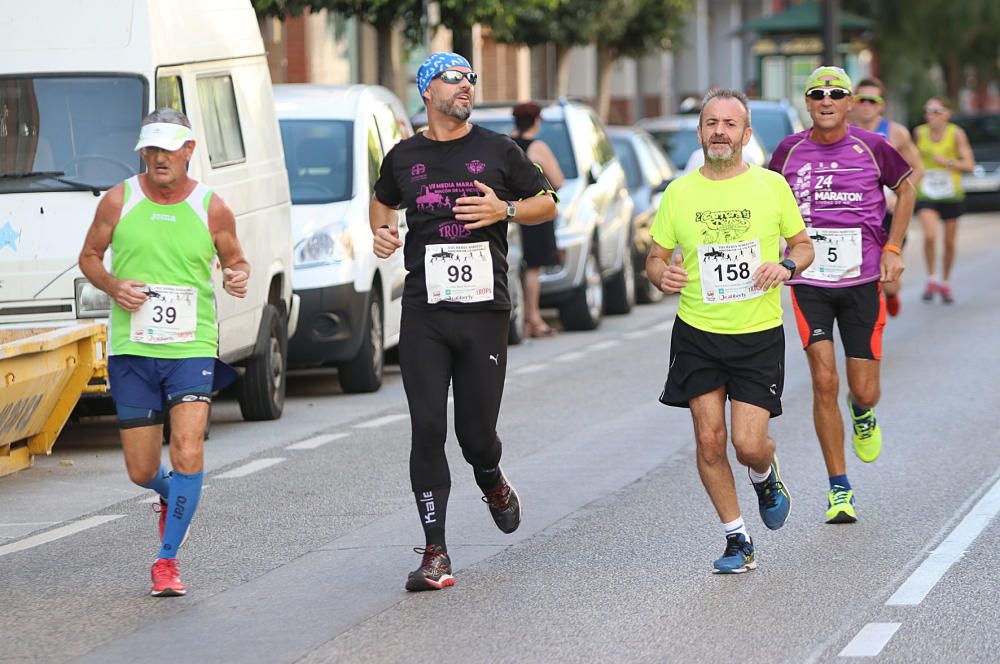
[883,244,902,255]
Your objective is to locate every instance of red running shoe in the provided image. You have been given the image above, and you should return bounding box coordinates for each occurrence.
[885,293,901,317]
[150,558,186,597]
[939,284,954,304]
[153,498,190,548]
[154,498,167,541]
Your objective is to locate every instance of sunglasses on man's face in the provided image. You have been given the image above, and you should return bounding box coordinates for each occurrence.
[806,87,851,101]
[925,106,946,114]
[855,94,884,105]
[436,70,478,86]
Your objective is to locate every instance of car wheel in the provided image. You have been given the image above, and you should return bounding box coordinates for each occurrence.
[558,241,603,331]
[338,290,384,393]
[238,303,287,421]
[508,267,526,345]
[603,236,635,315]
[635,248,664,304]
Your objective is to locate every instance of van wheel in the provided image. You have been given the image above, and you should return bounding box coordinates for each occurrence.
[559,244,603,331]
[603,237,635,315]
[238,304,287,421]
[508,268,526,345]
[338,291,383,393]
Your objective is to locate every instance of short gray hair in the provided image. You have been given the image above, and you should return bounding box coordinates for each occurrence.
[142,107,192,128]
[699,89,751,128]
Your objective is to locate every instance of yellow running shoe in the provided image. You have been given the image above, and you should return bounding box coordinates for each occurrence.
[825,486,857,524]
[847,396,881,462]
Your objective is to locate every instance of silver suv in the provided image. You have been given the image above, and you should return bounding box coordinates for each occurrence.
[416,100,635,330]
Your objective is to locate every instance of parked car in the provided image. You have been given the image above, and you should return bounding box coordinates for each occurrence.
[275,84,412,393]
[415,99,636,330]
[606,125,678,304]
[0,0,297,421]
[747,99,805,156]
[953,113,1000,211]
[637,114,767,173]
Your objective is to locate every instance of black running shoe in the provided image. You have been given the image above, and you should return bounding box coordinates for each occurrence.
[405,544,455,592]
[481,466,521,534]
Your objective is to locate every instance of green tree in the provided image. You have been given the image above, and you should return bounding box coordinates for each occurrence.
[844,0,1000,120]
[490,0,605,97]
[593,0,690,120]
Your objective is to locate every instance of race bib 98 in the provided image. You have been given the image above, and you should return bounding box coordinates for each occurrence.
[424,242,494,304]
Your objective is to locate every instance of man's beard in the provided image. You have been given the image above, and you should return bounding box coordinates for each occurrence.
[433,94,472,121]
[703,141,738,168]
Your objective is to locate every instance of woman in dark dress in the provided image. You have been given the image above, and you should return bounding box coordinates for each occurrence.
[511,102,565,337]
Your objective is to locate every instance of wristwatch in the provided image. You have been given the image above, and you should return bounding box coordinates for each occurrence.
[779,258,797,278]
[505,200,517,221]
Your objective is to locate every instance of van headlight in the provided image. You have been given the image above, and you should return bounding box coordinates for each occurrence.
[294,224,354,267]
[75,278,112,318]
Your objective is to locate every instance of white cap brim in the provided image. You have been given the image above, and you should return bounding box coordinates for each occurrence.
[134,122,194,151]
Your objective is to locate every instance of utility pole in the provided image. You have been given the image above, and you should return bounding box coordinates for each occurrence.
[822,0,842,66]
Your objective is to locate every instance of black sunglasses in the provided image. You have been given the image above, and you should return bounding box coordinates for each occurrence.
[436,70,478,86]
[806,88,851,101]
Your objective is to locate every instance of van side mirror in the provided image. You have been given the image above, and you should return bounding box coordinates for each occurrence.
[587,162,602,185]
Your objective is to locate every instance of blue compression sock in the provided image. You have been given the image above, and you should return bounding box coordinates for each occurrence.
[158,469,203,559]
[849,400,870,417]
[829,474,852,490]
[140,464,171,501]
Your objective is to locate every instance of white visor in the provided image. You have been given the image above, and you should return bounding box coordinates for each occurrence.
[135,122,194,151]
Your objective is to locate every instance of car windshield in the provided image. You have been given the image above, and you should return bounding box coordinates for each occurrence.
[610,137,642,189]
[279,119,354,204]
[954,115,1000,162]
[0,75,145,193]
[473,118,579,180]
[647,128,701,167]
[750,107,793,153]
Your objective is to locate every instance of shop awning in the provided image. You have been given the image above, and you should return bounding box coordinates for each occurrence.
[739,0,874,34]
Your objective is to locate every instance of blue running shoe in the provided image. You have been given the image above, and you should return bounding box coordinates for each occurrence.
[750,455,791,530]
[713,533,756,574]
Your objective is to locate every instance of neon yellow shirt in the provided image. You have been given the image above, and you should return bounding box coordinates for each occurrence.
[651,165,805,334]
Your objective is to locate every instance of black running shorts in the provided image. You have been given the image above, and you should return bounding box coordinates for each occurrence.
[659,316,785,417]
[789,282,885,360]
[915,200,965,220]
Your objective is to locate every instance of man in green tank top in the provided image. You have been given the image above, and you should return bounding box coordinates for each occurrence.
[79,108,250,597]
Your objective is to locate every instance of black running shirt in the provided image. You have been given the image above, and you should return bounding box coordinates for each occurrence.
[374,124,553,311]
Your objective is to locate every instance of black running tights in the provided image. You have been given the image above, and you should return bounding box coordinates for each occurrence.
[399,307,509,492]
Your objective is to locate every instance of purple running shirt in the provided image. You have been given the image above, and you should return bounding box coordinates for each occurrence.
[769,126,911,288]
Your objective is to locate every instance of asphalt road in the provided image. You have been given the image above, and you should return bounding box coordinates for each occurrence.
[2,214,998,663]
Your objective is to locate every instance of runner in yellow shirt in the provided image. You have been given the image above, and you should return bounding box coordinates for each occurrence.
[647,89,814,574]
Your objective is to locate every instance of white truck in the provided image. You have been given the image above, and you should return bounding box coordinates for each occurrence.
[0,0,297,420]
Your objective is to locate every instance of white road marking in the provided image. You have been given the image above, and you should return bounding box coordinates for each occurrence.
[653,320,675,332]
[0,515,125,558]
[623,329,652,339]
[0,522,57,527]
[586,340,620,351]
[886,473,1000,606]
[352,414,409,429]
[215,458,285,479]
[554,351,586,363]
[286,433,349,450]
[514,364,548,375]
[838,623,901,657]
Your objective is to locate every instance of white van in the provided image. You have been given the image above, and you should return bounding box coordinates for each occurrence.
[0,0,297,420]
[274,84,410,393]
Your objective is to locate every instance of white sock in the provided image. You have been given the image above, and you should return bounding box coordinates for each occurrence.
[748,465,772,484]
[723,517,748,539]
